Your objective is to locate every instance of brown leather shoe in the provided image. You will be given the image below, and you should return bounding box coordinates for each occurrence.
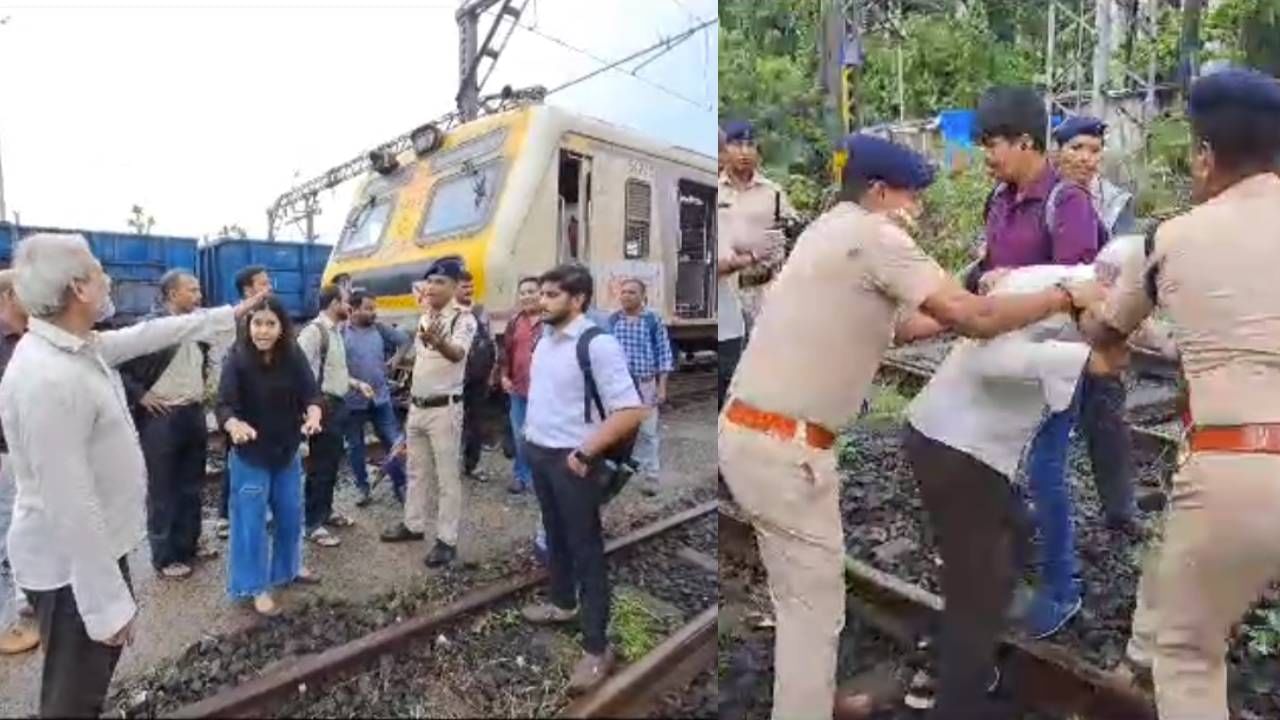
[567,648,616,695]
[0,621,39,655]
[832,690,875,720]
[521,602,578,625]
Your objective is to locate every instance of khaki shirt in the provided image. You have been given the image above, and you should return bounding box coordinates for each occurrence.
[1103,172,1280,425]
[298,314,352,398]
[410,302,477,398]
[149,340,205,405]
[730,202,947,430]
[719,171,797,324]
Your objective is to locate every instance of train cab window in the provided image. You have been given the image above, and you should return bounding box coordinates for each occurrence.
[419,159,505,242]
[623,178,652,259]
[337,195,393,255]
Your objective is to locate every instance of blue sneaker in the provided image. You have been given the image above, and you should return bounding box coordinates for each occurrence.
[1022,591,1082,639]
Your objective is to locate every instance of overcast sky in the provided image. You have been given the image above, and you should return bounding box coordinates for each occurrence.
[0,0,717,243]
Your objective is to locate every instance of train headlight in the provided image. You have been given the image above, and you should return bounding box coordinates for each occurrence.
[369,149,400,175]
[410,123,444,156]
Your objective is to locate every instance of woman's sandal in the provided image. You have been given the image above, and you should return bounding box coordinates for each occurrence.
[253,593,282,617]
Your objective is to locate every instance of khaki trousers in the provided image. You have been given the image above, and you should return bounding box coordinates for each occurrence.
[1126,452,1280,720]
[719,416,844,720]
[403,402,464,546]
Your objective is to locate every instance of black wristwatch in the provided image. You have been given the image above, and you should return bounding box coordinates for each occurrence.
[572,449,594,465]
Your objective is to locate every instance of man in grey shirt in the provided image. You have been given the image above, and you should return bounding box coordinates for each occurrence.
[0,233,265,717]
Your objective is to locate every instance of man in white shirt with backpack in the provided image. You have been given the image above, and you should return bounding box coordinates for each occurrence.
[521,263,647,695]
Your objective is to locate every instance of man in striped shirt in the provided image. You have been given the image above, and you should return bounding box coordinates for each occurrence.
[607,279,674,495]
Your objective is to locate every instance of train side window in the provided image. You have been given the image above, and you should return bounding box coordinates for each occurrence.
[419,159,505,243]
[624,178,652,259]
[337,196,394,256]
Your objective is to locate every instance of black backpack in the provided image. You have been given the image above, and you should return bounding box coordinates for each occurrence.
[465,306,496,385]
[577,325,641,502]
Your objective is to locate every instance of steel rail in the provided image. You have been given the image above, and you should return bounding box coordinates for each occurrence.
[171,500,718,719]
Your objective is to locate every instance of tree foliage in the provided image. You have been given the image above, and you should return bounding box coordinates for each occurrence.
[126,204,155,235]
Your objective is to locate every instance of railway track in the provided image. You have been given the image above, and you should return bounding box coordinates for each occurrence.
[719,503,1158,720]
[161,499,719,719]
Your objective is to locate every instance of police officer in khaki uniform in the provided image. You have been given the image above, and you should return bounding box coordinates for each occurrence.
[719,120,799,335]
[1071,68,1280,720]
[720,134,1078,720]
[380,257,477,569]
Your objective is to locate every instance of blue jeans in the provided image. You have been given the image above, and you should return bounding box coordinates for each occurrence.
[1026,387,1082,602]
[227,451,304,599]
[343,402,403,493]
[508,394,532,489]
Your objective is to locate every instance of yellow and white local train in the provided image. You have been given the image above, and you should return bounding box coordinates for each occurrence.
[322,103,718,351]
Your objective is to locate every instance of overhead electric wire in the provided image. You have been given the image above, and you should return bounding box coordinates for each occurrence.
[542,17,717,106]
[482,5,716,110]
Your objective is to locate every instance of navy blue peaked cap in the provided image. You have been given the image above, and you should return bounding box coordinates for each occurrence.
[1053,115,1107,145]
[1190,68,1280,118]
[839,134,936,190]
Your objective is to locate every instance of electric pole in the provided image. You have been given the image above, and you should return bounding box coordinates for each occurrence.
[456,0,524,121]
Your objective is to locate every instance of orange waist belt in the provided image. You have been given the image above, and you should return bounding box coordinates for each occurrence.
[724,399,837,450]
[1188,424,1280,454]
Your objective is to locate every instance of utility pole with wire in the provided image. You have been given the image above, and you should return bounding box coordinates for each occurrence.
[456,0,527,121]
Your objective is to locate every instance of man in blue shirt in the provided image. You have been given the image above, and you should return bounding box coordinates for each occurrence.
[342,290,410,506]
[607,279,674,495]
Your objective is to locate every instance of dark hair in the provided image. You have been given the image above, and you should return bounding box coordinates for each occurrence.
[975,86,1048,153]
[350,289,375,308]
[318,284,344,311]
[1193,105,1280,176]
[234,265,268,298]
[838,165,877,203]
[238,295,295,364]
[517,275,540,290]
[539,263,594,308]
[458,269,474,282]
[159,268,196,301]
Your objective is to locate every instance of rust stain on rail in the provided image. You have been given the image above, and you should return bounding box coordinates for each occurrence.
[171,500,718,719]
[560,605,717,718]
[721,507,1157,720]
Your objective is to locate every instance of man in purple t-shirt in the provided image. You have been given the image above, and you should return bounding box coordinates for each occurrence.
[969,86,1105,643]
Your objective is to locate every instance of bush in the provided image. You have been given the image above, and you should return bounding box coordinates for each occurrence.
[919,156,992,274]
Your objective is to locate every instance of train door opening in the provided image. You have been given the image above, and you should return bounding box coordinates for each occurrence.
[557,150,592,265]
[675,179,715,319]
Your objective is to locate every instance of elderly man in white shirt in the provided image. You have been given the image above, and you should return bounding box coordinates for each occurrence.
[0,233,264,718]
[520,263,647,695]
[899,262,1096,718]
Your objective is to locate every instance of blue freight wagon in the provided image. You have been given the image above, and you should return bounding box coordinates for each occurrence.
[0,223,330,322]
[199,238,330,320]
[0,223,198,324]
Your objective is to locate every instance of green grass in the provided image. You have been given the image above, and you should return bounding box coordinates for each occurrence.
[608,591,664,662]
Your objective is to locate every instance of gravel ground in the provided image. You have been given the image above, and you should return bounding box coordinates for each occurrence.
[272,513,718,718]
[839,408,1280,719]
[0,385,715,718]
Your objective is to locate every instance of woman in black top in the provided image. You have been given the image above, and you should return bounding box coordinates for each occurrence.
[217,295,323,616]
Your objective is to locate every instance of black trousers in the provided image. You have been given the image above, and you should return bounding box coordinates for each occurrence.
[218,467,230,521]
[24,557,132,718]
[526,442,609,654]
[718,337,743,410]
[461,380,487,475]
[304,396,348,531]
[904,425,1027,720]
[1079,372,1136,523]
[139,403,206,569]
